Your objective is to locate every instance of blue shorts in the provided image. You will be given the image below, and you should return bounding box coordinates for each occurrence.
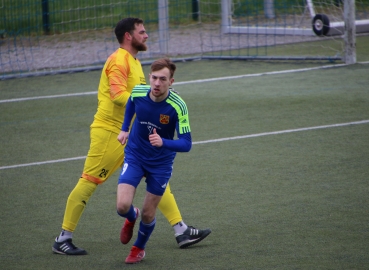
[117,153,173,196]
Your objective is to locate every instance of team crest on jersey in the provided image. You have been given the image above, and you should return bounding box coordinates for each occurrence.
[160,114,169,124]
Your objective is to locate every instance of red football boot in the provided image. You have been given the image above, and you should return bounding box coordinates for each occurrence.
[125,246,145,264]
[120,207,140,244]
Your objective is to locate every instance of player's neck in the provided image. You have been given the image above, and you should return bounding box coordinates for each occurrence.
[120,45,138,58]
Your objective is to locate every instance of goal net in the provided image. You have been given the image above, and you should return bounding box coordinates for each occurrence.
[0,0,368,79]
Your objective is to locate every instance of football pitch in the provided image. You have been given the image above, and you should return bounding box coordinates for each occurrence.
[1,40,369,269]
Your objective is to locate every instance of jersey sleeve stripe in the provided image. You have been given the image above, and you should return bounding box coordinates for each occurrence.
[181,126,190,133]
[167,93,188,115]
[131,85,150,99]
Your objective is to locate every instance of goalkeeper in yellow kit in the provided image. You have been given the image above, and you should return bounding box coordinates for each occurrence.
[52,17,211,255]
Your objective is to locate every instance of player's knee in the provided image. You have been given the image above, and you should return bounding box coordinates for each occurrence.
[116,203,131,215]
[141,209,155,224]
[68,178,97,203]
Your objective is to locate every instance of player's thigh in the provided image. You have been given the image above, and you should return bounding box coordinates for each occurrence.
[118,154,145,188]
[83,127,124,183]
[117,183,136,211]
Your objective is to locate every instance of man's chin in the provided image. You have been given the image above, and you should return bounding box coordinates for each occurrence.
[138,45,147,51]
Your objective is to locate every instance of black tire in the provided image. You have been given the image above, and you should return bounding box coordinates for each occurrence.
[312,14,330,36]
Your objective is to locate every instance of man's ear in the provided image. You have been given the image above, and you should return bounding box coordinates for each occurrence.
[124,32,132,41]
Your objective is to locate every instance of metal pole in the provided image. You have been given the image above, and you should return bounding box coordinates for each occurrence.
[42,0,50,34]
[221,0,231,34]
[344,0,356,64]
[158,0,169,55]
[264,0,275,19]
[192,0,199,21]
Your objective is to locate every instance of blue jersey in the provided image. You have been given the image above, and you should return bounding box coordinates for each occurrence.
[122,85,192,165]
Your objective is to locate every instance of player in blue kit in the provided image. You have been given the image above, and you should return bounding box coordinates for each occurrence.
[116,58,201,264]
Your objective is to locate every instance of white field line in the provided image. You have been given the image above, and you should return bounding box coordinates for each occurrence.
[193,120,369,144]
[0,156,87,170]
[0,63,350,104]
[0,91,97,103]
[1,119,368,170]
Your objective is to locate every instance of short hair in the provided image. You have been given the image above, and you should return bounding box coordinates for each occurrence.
[151,58,176,78]
[115,17,144,44]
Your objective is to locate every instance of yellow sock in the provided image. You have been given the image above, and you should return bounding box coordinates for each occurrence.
[158,183,183,226]
[62,178,97,232]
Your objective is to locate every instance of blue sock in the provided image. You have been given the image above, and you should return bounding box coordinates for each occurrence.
[133,218,156,249]
[117,205,136,222]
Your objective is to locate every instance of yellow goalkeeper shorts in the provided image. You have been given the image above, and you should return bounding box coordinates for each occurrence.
[82,127,124,184]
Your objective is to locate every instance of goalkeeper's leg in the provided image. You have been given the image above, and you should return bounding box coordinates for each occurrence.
[158,183,212,248]
[52,127,124,255]
[61,178,97,232]
[52,178,97,255]
[157,183,183,226]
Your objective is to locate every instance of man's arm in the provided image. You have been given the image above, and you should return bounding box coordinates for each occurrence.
[162,132,192,152]
[117,98,135,145]
[108,61,131,107]
[149,126,192,152]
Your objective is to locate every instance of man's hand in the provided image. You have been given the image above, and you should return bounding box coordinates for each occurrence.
[149,128,163,147]
[117,131,129,145]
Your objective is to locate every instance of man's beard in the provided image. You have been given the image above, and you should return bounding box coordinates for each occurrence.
[132,37,147,51]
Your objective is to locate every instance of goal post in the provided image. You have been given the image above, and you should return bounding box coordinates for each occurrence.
[344,0,357,64]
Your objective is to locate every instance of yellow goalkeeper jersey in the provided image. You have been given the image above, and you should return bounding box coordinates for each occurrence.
[91,48,146,132]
